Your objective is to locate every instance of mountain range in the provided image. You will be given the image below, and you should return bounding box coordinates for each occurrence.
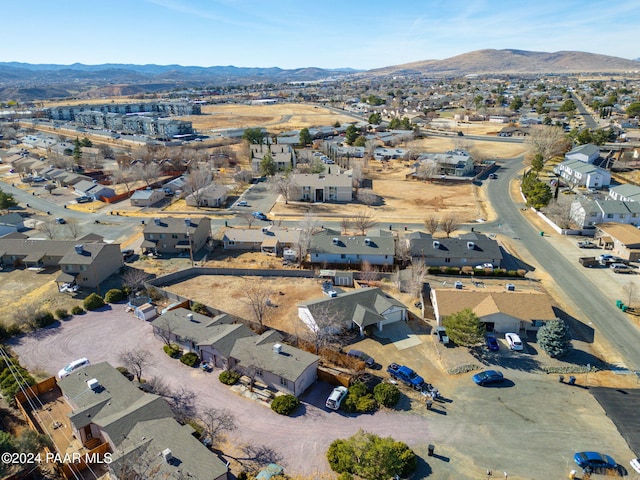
[1,49,638,102]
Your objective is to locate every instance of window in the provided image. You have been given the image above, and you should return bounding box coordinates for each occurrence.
[444,258,451,263]
[531,320,546,328]
[607,214,613,218]
[80,265,87,271]
[280,378,288,387]
[160,233,166,239]
[228,240,235,246]
[256,368,263,376]
[340,254,346,259]
[172,234,178,239]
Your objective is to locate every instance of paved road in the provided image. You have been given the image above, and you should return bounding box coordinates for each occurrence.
[571,93,599,129]
[487,156,640,371]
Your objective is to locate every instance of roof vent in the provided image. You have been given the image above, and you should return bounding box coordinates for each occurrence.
[364,238,371,245]
[154,217,161,226]
[332,237,339,245]
[273,343,282,354]
[162,448,173,463]
[433,240,440,249]
[87,378,100,391]
[187,313,194,322]
[467,241,475,250]
[74,244,84,254]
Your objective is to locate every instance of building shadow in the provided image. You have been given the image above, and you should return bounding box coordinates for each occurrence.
[553,307,595,344]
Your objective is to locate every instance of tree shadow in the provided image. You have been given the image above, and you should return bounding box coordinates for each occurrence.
[470,347,542,372]
[412,452,433,478]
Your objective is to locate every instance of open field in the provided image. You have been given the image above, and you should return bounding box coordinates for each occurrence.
[183,103,358,134]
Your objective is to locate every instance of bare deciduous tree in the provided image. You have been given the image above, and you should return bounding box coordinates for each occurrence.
[244,283,273,328]
[270,173,294,204]
[122,268,150,295]
[38,219,58,239]
[185,164,213,208]
[199,407,237,448]
[424,216,440,234]
[406,261,428,296]
[239,212,256,228]
[357,189,380,206]
[623,281,636,308]
[524,125,572,163]
[340,217,353,235]
[154,317,175,347]
[295,213,321,265]
[351,160,364,195]
[352,209,377,235]
[118,348,151,382]
[303,302,344,353]
[359,260,379,283]
[440,214,460,238]
[112,166,138,197]
[234,170,253,184]
[65,218,82,239]
[134,162,162,187]
[415,160,439,181]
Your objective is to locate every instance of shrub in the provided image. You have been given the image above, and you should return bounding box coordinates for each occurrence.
[54,308,69,320]
[31,311,55,329]
[219,370,241,385]
[0,324,8,341]
[507,270,517,277]
[6,324,22,336]
[104,288,125,303]
[270,394,300,415]
[83,293,105,311]
[343,382,377,413]
[445,267,460,275]
[70,305,85,315]
[163,344,181,358]
[355,394,377,413]
[180,352,199,367]
[373,382,400,408]
[427,266,440,274]
[116,366,133,380]
[537,318,573,358]
[191,302,207,314]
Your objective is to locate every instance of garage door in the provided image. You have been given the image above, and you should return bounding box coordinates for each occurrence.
[379,310,403,328]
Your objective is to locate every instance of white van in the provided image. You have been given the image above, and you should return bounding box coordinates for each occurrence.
[58,358,90,379]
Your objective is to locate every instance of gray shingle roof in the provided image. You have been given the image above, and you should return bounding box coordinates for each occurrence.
[407,231,503,261]
[311,230,395,256]
[143,216,209,235]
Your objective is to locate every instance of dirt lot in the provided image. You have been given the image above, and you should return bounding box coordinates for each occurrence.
[183,103,357,134]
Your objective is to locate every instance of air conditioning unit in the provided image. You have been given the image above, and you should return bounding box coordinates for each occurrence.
[273,343,282,354]
[433,241,440,249]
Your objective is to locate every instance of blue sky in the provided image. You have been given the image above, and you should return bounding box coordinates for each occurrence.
[4,0,638,69]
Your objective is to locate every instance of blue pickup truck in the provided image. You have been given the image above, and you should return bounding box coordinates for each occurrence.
[387,363,424,390]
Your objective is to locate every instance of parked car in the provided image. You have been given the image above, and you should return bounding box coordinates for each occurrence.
[485,334,499,351]
[573,452,617,471]
[57,358,90,379]
[55,217,66,224]
[630,458,640,474]
[121,249,135,261]
[610,263,633,274]
[325,386,348,410]
[236,200,249,207]
[252,212,268,220]
[347,349,375,367]
[472,370,504,386]
[505,332,523,351]
[577,241,597,249]
[76,196,93,203]
[435,326,449,345]
[475,263,494,270]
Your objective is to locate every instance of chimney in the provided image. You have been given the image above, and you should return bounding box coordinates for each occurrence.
[162,449,173,463]
[467,241,475,250]
[273,343,282,354]
[432,240,440,249]
[74,244,84,254]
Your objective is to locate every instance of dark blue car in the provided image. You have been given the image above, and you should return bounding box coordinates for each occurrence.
[574,452,617,471]
[472,370,504,386]
[485,334,499,351]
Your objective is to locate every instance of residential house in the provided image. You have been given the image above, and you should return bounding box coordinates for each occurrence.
[406,231,503,268]
[595,222,640,261]
[0,213,25,237]
[309,229,395,267]
[222,226,300,255]
[430,288,557,333]
[250,144,296,174]
[74,180,116,200]
[416,150,475,177]
[0,237,122,288]
[142,216,211,254]
[608,184,640,202]
[130,189,164,207]
[290,173,353,202]
[57,362,229,480]
[151,308,319,397]
[565,143,600,164]
[570,198,640,228]
[58,242,124,288]
[185,184,228,208]
[298,287,408,335]
[498,126,529,137]
[554,159,611,189]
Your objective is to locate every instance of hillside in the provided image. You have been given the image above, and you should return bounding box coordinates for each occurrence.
[371,49,640,75]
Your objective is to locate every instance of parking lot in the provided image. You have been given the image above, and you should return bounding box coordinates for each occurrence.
[9,309,637,479]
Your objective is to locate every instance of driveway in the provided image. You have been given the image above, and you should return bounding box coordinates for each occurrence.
[9,309,635,478]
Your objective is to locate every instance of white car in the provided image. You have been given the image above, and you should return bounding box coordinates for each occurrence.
[474,263,494,270]
[505,333,523,351]
[58,358,90,379]
[325,386,348,410]
[630,458,640,474]
[236,200,248,207]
